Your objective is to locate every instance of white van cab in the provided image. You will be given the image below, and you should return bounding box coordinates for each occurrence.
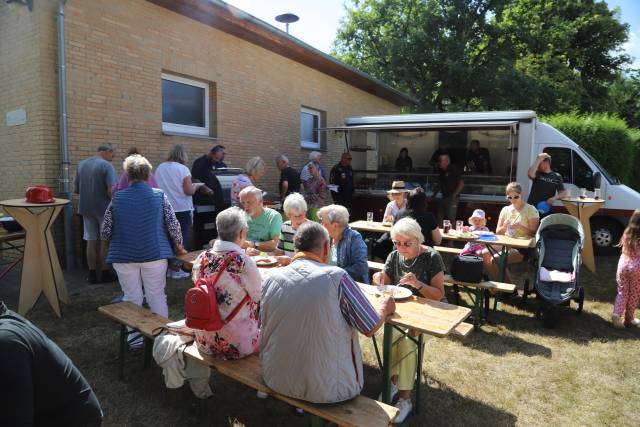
[329,110,640,254]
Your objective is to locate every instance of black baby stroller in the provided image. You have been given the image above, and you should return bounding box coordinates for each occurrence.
[522,213,584,327]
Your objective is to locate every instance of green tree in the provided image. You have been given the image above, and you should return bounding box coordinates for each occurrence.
[333,0,630,114]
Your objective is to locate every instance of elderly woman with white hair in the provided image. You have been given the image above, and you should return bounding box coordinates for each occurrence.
[275,193,309,258]
[318,204,369,283]
[191,207,263,359]
[101,155,186,348]
[371,217,446,422]
[231,156,266,206]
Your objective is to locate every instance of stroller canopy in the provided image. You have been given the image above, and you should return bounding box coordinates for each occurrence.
[536,213,584,247]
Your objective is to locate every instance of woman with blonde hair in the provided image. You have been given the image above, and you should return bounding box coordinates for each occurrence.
[231,156,266,206]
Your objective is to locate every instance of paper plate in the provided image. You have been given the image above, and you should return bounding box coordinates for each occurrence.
[378,285,413,300]
[253,256,278,267]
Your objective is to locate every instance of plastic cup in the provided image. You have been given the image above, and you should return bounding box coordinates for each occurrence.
[367,212,374,223]
[594,188,601,200]
[443,220,451,234]
[456,220,463,232]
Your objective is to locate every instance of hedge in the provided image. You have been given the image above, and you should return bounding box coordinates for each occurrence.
[543,113,637,187]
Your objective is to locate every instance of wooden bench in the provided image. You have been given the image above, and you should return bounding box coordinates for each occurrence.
[443,275,516,330]
[433,245,462,255]
[99,302,399,426]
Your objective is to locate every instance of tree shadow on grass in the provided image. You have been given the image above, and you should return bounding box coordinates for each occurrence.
[362,365,517,427]
[451,329,552,358]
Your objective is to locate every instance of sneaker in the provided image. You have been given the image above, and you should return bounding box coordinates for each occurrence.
[87,270,98,284]
[169,269,191,280]
[393,398,412,424]
[378,382,399,402]
[295,408,304,415]
[256,391,268,399]
[630,318,640,327]
[127,331,144,349]
[100,270,118,283]
[110,294,125,304]
[612,314,625,329]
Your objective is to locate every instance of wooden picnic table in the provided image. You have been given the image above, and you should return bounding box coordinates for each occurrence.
[0,198,70,316]
[560,197,604,273]
[350,220,392,234]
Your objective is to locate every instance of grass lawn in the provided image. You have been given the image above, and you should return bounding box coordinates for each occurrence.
[1,254,638,426]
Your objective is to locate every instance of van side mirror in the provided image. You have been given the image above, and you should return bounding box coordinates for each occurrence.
[593,172,601,190]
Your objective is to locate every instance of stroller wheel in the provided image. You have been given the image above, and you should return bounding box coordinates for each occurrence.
[576,287,585,314]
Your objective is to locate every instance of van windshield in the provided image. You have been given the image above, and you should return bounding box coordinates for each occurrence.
[579,147,619,184]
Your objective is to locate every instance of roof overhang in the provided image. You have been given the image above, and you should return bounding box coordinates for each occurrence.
[320,120,519,132]
[146,0,416,107]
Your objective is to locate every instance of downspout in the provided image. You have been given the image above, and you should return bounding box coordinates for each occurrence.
[58,1,75,269]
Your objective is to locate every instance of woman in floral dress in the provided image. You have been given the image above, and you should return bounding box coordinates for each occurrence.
[191,207,262,359]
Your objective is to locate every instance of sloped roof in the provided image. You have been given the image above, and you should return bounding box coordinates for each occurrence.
[147,0,416,107]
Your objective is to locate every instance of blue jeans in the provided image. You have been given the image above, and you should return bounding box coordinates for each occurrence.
[175,210,192,251]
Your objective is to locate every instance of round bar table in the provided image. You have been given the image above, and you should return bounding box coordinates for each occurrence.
[560,197,604,274]
[0,198,70,316]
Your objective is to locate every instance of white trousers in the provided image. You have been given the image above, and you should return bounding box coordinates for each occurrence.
[113,259,168,318]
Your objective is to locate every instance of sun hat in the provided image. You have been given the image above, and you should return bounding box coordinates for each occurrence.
[387,181,408,194]
[469,209,486,220]
[536,201,551,214]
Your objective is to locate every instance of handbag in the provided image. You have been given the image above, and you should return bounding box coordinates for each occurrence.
[185,252,250,331]
[450,255,484,283]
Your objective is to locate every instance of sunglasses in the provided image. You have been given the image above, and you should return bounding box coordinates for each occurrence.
[506,195,520,200]
[392,240,415,248]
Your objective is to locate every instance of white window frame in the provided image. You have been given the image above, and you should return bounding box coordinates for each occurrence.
[300,107,322,149]
[161,73,209,136]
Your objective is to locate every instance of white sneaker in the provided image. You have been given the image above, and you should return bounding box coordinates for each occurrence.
[630,318,640,327]
[256,391,268,399]
[612,314,625,329]
[169,270,191,280]
[378,383,399,402]
[393,398,412,424]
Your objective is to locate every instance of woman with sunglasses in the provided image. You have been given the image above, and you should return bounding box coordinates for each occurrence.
[482,182,539,280]
[371,217,445,422]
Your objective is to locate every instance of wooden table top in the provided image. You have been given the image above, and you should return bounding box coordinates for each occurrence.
[560,197,605,205]
[0,198,70,208]
[350,220,392,234]
[440,229,534,249]
[356,283,471,337]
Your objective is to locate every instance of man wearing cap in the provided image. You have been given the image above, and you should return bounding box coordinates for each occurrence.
[436,154,464,223]
[527,153,567,215]
[329,152,355,210]
[74,143,118,284]
[191,146,226,248]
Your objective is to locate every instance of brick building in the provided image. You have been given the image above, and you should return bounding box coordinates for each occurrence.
[0,0,412,265]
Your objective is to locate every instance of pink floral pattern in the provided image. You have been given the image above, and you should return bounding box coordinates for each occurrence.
[192,240,263,360]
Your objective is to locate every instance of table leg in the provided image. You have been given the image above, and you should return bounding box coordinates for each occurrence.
[578,204,601,273]
[381,322,393,404]
[46,206,69,304]
[415,334,424,414]
[472,288,483,330]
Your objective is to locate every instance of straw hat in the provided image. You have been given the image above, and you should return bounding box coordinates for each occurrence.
[387,181,408,194]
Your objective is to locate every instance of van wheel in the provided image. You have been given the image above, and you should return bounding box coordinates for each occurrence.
[590,218,622,256]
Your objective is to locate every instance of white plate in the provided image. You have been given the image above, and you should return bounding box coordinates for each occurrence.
[253,256,278,267]
[474,230,494,236]
[378,285,413,300]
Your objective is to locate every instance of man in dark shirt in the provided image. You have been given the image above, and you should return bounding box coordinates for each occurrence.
[466,139,492,174]
[191,147,226,248]
[329,152,355,210]
[210,145,227,169]
[527,153,567,215]
[437,154,464,223]
[276,154,301,200]
[0,301,103,426]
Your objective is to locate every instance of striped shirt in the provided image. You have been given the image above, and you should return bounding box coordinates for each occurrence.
[277,221,296,257]
[338,273,380,334]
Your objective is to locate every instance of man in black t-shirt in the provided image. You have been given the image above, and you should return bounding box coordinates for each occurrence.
[527,153,567,214]
[437,154,464,223]
[276,155,301,200]
[0,301,103,426]
[466,140,492,174]
[330,152,355,210]
[191,147,226,248]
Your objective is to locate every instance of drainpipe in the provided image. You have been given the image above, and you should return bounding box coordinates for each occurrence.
[58,1,75,269]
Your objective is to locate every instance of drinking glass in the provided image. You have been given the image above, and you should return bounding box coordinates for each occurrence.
[580,188,587,199]
[594,188,601,200]
[456,220,463,232]
[443,220,451,234]
[367,212,374,223]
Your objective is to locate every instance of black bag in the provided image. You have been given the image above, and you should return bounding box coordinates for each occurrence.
[450,255,484,283]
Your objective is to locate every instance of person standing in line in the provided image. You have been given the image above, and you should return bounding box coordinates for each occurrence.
[436,154,464,224]
[74,143,118,284]
[612,209,640,329]
[300,151,326,182]
[210,145,227,169]
[191,146,226,249]
[329,152,355,210]
[112,147,157,193]
[276,154,301,201]
[302,161,327,222]
[527,152,567,216]
[230,157,266,207]
[156,144,210,278]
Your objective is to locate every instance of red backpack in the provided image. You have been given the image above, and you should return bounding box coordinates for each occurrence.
[184,253,250,331]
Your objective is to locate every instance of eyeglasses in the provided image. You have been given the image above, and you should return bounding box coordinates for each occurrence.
[506,195,520,200]
[392,240,415,248]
